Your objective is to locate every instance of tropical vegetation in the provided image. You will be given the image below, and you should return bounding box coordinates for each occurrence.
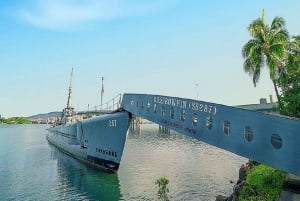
[0,117,31,124]
[242,9,300,118]
[277,35,300,117]
[239,10,300,200]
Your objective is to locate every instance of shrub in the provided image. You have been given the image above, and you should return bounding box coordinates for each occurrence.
[237,164,286,201]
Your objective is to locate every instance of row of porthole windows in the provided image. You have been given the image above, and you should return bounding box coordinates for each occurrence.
[223,123,282,150]
[134,100,283,150]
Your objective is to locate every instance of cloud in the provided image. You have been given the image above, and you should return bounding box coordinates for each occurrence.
[12,0,178,30]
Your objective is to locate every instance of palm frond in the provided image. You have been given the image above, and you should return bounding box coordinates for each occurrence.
[269,43,287,58]
[243,59,254,74]
[271,29,289,43]
[270,17,286,31]
[242,39,259,58]
[248,18,266,40]
[252,65,261,87]
[290,35,300,53]
[266,54,282,79]
[293,35,300,43]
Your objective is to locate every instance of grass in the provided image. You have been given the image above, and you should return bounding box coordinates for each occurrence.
[237,164,286,201]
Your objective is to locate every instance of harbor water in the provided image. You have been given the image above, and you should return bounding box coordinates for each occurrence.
[0,123,247,201]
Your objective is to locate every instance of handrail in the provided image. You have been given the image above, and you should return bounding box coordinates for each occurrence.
[97,93,122,113]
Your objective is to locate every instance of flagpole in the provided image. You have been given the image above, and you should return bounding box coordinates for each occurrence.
[100,77,104,111]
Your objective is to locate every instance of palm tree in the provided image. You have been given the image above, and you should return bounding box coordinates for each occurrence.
[242,10,289,103]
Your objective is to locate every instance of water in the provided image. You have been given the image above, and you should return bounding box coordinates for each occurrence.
[0,124,247,201]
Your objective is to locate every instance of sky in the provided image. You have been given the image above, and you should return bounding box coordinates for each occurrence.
[1,0,300,117]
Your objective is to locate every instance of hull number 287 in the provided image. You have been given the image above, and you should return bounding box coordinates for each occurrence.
[109,120,117,127]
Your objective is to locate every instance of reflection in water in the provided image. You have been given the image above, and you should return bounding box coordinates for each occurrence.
[0,125,122,201]
[129,123,142,136]
[159,125,171,135]
[50,145,121,201]
[120,123,247,201]
[1,124,247,201]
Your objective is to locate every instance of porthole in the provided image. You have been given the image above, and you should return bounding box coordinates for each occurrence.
[271,134,282,149]
[223,120,231,136]
[244,126,253,142]
[154,104,157,113]
[170,107,174,119]
[161,106,165,117]
[147,102,151,111]
[180,109,186,122]
[206,116,213,130]
[192,113,198,126]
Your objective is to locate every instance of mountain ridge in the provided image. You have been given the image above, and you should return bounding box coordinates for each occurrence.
[28,112,62,120]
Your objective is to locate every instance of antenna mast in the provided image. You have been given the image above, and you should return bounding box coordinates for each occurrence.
[66,67,73,109]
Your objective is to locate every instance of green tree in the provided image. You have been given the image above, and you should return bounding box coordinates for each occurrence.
[278,35,300,117]
[242,10,289,103]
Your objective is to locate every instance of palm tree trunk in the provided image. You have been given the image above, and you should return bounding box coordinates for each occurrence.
[272,80,281,103]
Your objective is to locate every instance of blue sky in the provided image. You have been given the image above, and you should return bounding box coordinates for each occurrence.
[1,0,300,117]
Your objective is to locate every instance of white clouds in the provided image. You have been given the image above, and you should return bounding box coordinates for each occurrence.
[13,0,178,30]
